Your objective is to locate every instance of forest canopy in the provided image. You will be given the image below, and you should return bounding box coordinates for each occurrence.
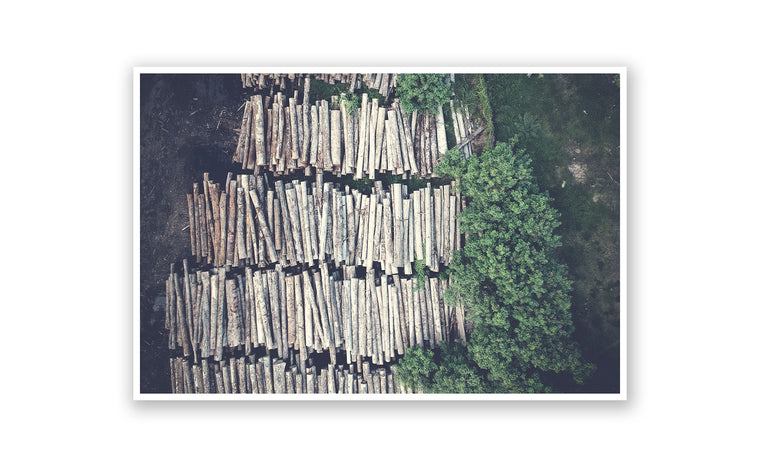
[397,139,594,393]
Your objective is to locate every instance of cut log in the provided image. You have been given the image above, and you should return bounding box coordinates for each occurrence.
[266,270,284,357]
[382,196,394,275]
[330,108,341,169]
[355,93,368,179]
[309,191,321,260]
[392,183,403,268]
[251,94,266,166]
[285,274,296,348]
[293,274,306,355]
[368,98,379,179]
[248,187,278,263]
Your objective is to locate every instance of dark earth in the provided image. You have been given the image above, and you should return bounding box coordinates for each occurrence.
[140,74,246,393]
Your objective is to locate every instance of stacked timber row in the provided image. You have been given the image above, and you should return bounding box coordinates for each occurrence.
[449,99,481,160]
[241,73,396,98]
[164,260,465,368]
[186,173,462,272]
[233,90,449,178]
[170,356,414,394]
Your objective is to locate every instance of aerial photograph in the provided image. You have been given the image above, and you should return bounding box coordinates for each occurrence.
[138,70,623,397]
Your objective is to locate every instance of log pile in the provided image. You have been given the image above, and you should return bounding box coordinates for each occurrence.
[164,260,464,367]
[449,99,477,160]
[240,73,396,98]
[185,173,462,272]
[233,92,449,178]
[169,355,415,394]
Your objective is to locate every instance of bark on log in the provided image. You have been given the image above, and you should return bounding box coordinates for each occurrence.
[392,183,403,268]
[382,196,394,275]
[355,93,369,179]
[267,270,284,357]
[374,107,386,174]
[252,94,266,166]
[310,104,319,166]
[248,188,278,263]
[330,109,341,169]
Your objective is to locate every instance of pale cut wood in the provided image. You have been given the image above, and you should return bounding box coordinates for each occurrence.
[244,268,257,348]
[313,269,333,352]
[330,108,341,168]
[319,182,331,261]
[172,271,191,358]
[319,100,330,169]
[340,96,355,171]
[412,278,423,346]
[248,187,278,263]
[364,194,377,268]
[235,100,252,164]
[252,270,272,350]
[374,107,386,174]
[224,278,240,348]
[392,183,403,268]
[284,184,304,263]
[214,269,226,361]
[310,104,319,165]
[285,275,296,348]
[382,196,394,275]
[187,193,198,259]
[302,272,314,349]
[251,94,265,166]
[441,185,450,264]
[356,194,367,265]
[368,98,378,179]
[355,93,368,179]
[288,98,300,159]
[278,269,289,360]
[225,181,237,265]
[379,275,390,361]
[307,193,319,261]
[297,182,314,266]
[430,276,442,345]
[345,191,356,265]
[274,181,294,264]
[423,278,434,347]
[424,186,433,269]
[434,187,442,266]
[449,194,456,261]
[293,274,306,354]
[268,94,277,158]
[357,278,366,358]
[200,271,211,358]
[394,275,409,352]
[267,270,285,357]
[400,105,417,175]
[402,198,412,274]
[236,188,248,260]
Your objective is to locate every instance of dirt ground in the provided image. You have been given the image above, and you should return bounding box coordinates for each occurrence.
[139,74,244,393]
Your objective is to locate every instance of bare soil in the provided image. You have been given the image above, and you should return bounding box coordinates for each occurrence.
[139,74,244,393]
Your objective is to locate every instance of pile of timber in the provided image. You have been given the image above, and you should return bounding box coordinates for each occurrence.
[164,260,466,368]
[450,99,479,160]
[234,90,449,179]
[186,173,462,272]
[241,73,396,98]
[170,355,414,394]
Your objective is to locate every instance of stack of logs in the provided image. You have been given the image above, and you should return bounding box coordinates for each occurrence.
[170,356,416,395]
[164,260,466,368]
[240,73,396,98]
[185,172,462,274]
[233,86,449,179]
[449,99,480,160]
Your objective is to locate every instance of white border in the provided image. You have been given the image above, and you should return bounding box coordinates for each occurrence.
[134,67,627,401]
